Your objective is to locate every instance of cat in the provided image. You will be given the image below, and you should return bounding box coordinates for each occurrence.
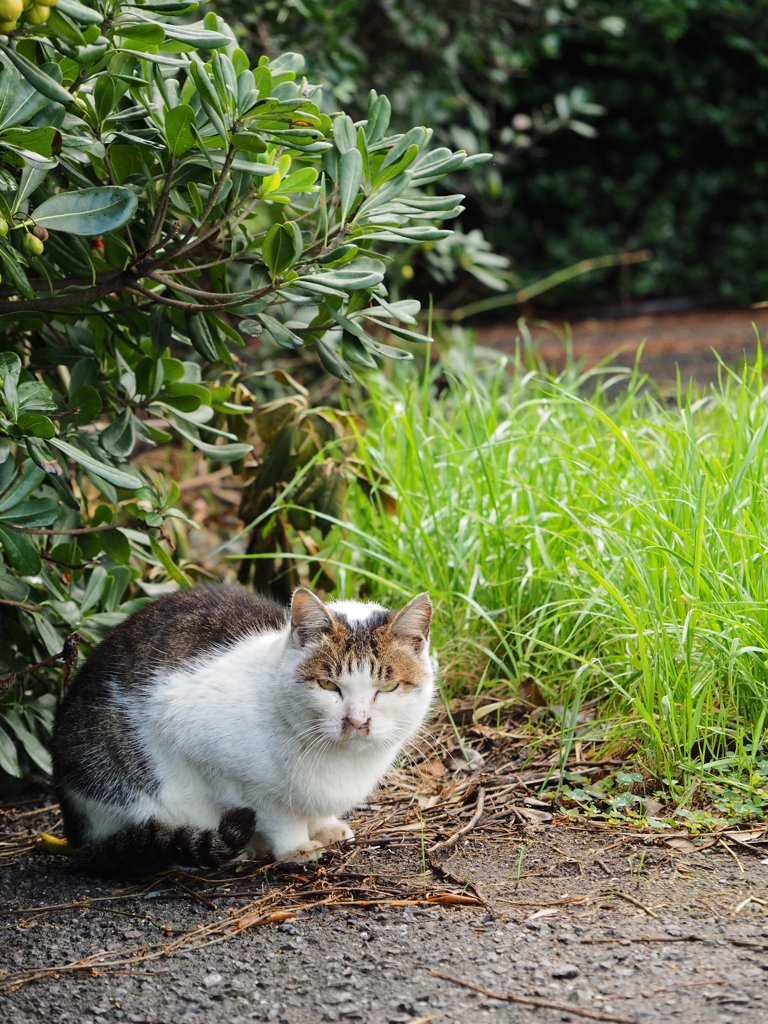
[52,584,433,878]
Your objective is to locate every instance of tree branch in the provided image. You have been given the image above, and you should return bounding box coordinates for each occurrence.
[0,270,128,314]
[0,597,43,612]
[146,158,178,251]
[0,631,80,696]
[6,524,118,536]
[154,147,237,266]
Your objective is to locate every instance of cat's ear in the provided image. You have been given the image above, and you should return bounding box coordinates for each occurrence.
[390,592,432,651]
[290,587,332,647]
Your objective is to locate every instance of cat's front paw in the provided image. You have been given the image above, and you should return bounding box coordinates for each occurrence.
[278,839,327,863]
[309,818,354,845]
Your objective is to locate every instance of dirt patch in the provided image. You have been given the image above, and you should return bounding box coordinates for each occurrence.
[2,721,767,1024]
[478,308,768,384]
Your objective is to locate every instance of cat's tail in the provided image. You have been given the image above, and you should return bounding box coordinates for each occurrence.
[71,807,256,879]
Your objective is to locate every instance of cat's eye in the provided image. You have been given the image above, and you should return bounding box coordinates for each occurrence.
[317,678,341,693]
[378,681,400,693]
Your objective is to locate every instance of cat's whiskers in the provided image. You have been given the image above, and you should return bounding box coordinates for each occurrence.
[282,727,331,805]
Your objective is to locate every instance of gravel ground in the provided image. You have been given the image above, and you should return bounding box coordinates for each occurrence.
[2,790,767,1024]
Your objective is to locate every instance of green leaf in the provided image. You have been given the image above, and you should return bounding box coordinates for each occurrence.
[15,413,55,439]
[379,126,428,170]
[55,0,103,23]
[187,312,219,361]
[365,91,391,144]
[301,263,385,292]
[101,409,136,458]
[258,313,304,349]
[46,7,87,47]
[165,104,196,157]
[0,45,75,107]
[252,64,271,98]
[0,350,21,419]
[149,536,193,587]
[4,709,51,774]
[263,222,300,281]
[317,243,359,265]
[0,727,21,778]
[100,528,131,565]
[139,0,198,10]
[93,74,115,123]
[0,525,41,575]
[189,59,228,142]
[80,565,108,614]
[32,187,138,236]
[48,438,143,490]
[342,334,378,369]
[158,18,231,48]
[271,167,318,194]
[372,143,420,189]
[33,612,62,656]
[364,319,430,348]
[332,114,356,153]
[0,459,45,513]
[0,247,33,300]
[231,130,267,154]
[357,335,414,360]
[338,147,363,225]
[316,338,354,383]
[171,418,252,462]
[0,566,28,602]
[0,62,51,130]
[69,385,102,425]
[120,23,166,45]
[18,381,56,415]
[0,126,59,158]
[359,225,451,243]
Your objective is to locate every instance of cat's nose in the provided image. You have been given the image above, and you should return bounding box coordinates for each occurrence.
[345,713,371,733]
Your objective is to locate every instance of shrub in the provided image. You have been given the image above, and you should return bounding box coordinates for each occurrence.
[0,0,481,778]
[251,0,768,307]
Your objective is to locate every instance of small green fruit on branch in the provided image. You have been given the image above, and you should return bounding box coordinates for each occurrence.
[22,232,44,258]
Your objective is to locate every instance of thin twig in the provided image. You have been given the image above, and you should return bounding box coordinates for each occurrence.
[155,147,236,264]
[146,159,178,250]
[430,970,639,1024]
[428,786,484,854]
[6,524,117,536]
[604,890,659,918]
[0,632,79,696]
[719,838,745,873]
[127,282,233,312]
[0,597,43,613]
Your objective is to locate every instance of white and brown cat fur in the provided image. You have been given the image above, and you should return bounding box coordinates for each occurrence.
[52,585,433,877]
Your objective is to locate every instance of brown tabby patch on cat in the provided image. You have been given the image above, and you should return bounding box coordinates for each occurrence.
[296,610,429,692]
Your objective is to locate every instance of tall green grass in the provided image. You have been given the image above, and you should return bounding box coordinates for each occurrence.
[247,340,768,794]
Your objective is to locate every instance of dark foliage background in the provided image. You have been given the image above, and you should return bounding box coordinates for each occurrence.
[245,0,768,308]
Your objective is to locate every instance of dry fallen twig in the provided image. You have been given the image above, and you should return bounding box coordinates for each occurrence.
[428,786,485,855]
[429,969,641,1024]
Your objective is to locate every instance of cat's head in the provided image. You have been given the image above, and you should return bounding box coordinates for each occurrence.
[287,588,434,750]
